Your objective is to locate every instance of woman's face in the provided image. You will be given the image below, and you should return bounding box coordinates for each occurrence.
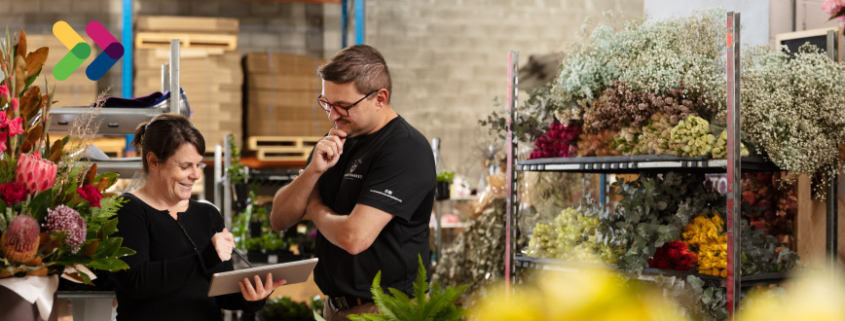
[149,143,204,203]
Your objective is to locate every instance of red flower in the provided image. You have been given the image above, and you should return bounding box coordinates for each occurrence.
[648,241,698,271]
[0,182,27,204]
[77,185,103,208]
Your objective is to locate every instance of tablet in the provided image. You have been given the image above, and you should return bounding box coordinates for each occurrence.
[207,258,319,297]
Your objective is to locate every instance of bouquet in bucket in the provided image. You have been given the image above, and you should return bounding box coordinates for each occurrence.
[0,29,133,284]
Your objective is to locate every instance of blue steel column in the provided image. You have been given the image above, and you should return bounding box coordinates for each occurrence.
[122,0,133,97]
[341,0,348,48]
[354,0,365,44]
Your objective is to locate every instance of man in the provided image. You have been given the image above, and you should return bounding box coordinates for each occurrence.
[269,45,435,321]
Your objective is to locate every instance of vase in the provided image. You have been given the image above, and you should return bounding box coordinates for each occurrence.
[436,181,450,200]
[0,275,59,321]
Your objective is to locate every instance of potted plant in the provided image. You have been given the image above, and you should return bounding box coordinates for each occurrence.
[435,171,454,201]
[258,296,317,321]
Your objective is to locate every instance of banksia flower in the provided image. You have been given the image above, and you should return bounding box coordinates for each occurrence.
[16,153,58,194]
[1,215,40,265]
[44,205,86,254]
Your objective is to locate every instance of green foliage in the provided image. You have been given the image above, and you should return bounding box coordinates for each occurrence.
[227,135,248,185]
[436,171,455,183]
[480,82,559,142]
[85,196,129,235]
[589,172,723,274]
[260,296,314,319]
[348,255,468,321]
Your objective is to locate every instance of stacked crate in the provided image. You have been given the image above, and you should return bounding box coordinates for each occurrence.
[134,16,242,149]
[244,53,330,140]
[27,34,99,107]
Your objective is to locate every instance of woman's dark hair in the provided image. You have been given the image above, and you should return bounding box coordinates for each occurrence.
[132,113,205,174]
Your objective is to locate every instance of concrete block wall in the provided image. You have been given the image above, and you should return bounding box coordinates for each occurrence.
[364,0,644,181]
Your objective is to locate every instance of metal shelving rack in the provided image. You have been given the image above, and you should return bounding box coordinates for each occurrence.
[504,12,839,320]
[48,39,189,179]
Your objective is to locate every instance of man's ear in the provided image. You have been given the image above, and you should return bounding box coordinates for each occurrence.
[375,89,389,107]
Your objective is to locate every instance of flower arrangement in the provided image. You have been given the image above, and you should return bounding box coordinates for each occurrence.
[0,29,132,284]
[741,172,797,245]
[647,240,698,271]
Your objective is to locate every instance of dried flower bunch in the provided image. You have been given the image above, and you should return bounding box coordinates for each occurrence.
[553,9,726,123]
[576,129,620,157]
[740,44,845,189]
[583,81,714,134]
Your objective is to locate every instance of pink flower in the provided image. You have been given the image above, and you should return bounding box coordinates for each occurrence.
[44,205,86,253]
[0,84,8,98]
[0,182,27,204]
[0,132,7,154]
[7,117,23,136]
[11,98,18,111]
[16,153,58,194]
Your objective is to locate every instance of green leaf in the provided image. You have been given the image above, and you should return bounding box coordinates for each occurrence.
[88,258,130,271]
[94,237,122,259]
[101,218,118,236]
[24,68,40,90]
[113,245,135,257]
[94,172,119,188]
[29,189,53,221]
[412,255,428,306]
[53,256,92,267]
[61,135,71,147]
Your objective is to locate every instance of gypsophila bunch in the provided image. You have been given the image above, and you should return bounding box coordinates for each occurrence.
[553,9,726,122]
[741,44,845,196]
[670,116,716,157]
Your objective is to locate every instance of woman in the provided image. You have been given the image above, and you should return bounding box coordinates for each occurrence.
[112,114,284,321]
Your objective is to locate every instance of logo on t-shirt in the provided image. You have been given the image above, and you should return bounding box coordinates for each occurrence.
[370,189,403,203]
[344,158,364,180]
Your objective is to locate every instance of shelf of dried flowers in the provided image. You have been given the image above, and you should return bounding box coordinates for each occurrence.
[491,9,844,321]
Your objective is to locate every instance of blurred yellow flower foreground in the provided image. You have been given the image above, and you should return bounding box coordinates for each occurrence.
[472,268,845,321]
[742,270,845,321]
[471,270,688,321]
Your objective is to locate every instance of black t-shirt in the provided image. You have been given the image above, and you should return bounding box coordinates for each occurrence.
[111,193,265,321]
[310,116,435,299]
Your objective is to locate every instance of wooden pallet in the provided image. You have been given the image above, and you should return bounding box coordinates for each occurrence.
[247,136,322,151]
[135,32,237,51]
[256,148,314,161]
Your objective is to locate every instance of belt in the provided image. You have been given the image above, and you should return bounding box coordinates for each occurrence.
[330,295,374,310]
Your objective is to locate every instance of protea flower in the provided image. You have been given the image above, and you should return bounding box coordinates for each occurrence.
[0,215,40,265]
[16,152,57,194]
[44,205,86,254]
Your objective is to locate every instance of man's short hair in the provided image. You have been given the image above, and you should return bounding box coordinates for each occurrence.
[319,45,392,102]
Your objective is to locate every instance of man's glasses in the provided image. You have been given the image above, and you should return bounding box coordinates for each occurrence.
[317,90,378,117]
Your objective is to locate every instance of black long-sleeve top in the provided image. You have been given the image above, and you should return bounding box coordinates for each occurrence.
[111,193,265,321]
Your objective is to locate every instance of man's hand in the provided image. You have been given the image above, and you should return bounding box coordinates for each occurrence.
[308,128,348,174]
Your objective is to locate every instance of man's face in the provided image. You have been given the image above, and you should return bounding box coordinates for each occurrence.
[320,80,377,137]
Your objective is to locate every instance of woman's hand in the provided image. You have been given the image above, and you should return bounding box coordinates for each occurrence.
[239,273,287,301]
[211,228,235,261]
